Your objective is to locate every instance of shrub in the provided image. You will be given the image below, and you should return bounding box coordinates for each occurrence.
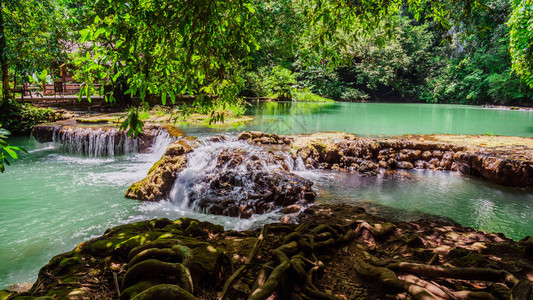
[293,88,333,102]
[0,98,55,134]
[340,88,370,102]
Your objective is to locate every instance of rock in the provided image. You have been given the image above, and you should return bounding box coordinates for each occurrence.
[422,151,432,160]
[396,161,414,169]
[283,205,302,214]
[238,131,291,145]
[125,139,194,201]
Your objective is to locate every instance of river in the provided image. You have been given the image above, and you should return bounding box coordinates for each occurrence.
[1,102,532,289]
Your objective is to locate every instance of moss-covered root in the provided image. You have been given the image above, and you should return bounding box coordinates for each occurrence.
[121,259,193,293]
[128,244,192,268]
[131,284,199,300]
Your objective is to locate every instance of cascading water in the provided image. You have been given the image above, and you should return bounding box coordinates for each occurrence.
[50,127,138,158]
[168,136,315,218]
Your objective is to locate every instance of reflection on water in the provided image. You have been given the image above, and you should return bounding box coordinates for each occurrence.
[238,102,533,137]
[315,169,533,240]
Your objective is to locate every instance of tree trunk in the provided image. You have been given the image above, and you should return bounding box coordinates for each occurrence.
[0,4,9,100]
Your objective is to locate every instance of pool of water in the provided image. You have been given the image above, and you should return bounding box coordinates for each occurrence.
[0,136,279,288]
[1,102,533,289]
[232,102,533,137]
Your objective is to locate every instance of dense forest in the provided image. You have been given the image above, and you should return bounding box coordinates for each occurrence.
[1,0,533,137]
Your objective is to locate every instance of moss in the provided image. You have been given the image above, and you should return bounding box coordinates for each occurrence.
[120,281,158,300]
[161,124,185,138]
[75,118,110,124]
[147,158,164,175]
[57,257,84,275]
[113,231,167,256]
[131,284,198,300]
[125,178,146,197]
[0,290,13,300]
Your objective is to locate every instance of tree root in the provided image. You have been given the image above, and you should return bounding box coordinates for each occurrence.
[388,262,519,287]
[121,259,193,293]
[354,259,438,300]
[128,245,192,268]
[354,221,396,238]
[356,259,532,299]
[219,225,269,300]
[131,284,198,300]
[242,222,348,300]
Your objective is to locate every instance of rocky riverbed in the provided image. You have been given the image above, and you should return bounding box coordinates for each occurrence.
[239,131,533,188]
[11,127,533,299]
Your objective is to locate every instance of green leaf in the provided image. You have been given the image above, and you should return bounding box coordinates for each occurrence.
[4,148,18,159]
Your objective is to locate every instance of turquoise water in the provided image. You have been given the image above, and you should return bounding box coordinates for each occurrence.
[238,102,533,136]
[1,102,533,289]
[0,137,276,289]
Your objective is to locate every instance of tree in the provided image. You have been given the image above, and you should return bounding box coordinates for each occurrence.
[509,0,533,87]
[0,0,74,99]
[75,0,260,105]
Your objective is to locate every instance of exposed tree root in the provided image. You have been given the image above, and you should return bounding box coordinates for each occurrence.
[131,284,198,300]
[355,258,532,300]
[121,259,193,293]
[219,225,269,300]
[239,222,356,300]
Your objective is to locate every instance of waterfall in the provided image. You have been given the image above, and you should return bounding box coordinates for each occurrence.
[168,136,313,217]
[31,125,175,158]
[50,127,138,158]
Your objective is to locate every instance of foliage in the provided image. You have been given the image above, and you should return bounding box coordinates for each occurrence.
[293,88,334,102]
[1,0,76,85]
[509,0,533,87]
[263,66,297,99]
[0,98,55,134]
[340,88,370,102]
[422,0,533,104]
[119,107,144,138]
[75,0,258,118]
[0,124,26,173]
[295,65,346,100]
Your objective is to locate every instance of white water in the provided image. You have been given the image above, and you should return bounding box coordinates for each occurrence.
[43,126,139,157]
[168,136,313,216]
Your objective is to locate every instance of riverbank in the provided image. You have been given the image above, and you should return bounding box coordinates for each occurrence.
[3,203,531,299]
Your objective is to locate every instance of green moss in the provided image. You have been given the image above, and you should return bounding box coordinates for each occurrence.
[113,231,166,255]
[125,178,147,197]
[75,118,110,124]
[147,158,164,175]
[57,257,84,275]
[120,280,158,300]
[0,290,13,300]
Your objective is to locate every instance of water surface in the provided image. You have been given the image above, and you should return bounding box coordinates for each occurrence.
[2,102,533,288]
[233,102,533,136]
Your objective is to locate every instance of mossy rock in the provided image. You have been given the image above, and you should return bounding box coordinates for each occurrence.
[161,124,185,138]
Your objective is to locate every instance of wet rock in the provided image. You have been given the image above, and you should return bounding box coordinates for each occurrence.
[422,151,432,160]
[238,131,292,145]
[414,160,426,169]
[283,205,302,214]
[125,139,195,201]
[396,161,414,169]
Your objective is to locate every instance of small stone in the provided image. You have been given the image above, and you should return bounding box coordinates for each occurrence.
[283,205,302,214]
